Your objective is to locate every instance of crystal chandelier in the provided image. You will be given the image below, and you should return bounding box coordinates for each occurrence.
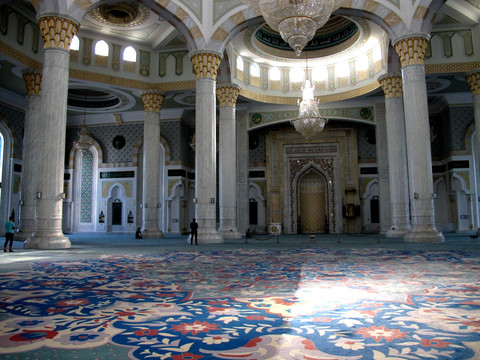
[74,90,93,153]
[242,0,344,56]
[291,57,327,139]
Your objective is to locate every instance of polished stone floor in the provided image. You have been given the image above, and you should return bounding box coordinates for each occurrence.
[2,231,479,272]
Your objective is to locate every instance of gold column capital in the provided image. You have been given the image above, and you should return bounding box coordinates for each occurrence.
[141,91,165,112]
[38,16,78,50]
[466,70,480,96]
[393,36,429,67]
[216,84,240,107]
[22,70,42,96]
[190,51,222,80]
[378,74,403,99]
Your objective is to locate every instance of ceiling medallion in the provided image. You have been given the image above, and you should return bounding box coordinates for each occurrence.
[91,3,149,27]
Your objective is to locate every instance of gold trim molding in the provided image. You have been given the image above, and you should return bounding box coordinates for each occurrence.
[240,81,381,104]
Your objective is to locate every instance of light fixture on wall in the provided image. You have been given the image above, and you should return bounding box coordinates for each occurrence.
[290,54,327,140]
[241,0,343,56]
[189,133,196,151]
[74,89,93,153]
[36,192,42,199]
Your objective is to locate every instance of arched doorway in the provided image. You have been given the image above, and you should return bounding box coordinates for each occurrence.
[297,169,328,233]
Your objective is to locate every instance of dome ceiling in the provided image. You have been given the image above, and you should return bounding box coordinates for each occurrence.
[254,16,359,55]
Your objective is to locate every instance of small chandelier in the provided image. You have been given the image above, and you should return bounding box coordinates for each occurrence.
[242,0,343,56]
[291,56,327,140]
[74,90,93,153]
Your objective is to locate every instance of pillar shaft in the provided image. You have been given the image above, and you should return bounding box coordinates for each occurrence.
[466,70,480,230]
[26,16,78,249]
[17,70,42,241]
[394,36,444,242]
[217,84,241,239]
[378,74,411,237]
[191,51,223,243]
[374,103,391,233]
[140,91,165,238]
[236,111,249,235]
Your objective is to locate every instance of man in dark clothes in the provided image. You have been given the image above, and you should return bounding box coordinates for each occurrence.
[190,218,198,245]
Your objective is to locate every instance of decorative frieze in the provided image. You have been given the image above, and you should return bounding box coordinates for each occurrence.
[394,36,429,67]
[141,91,165,112]
[82,38,92,65]
[466,70,480,95]
[112,44,121,71]
[22,70,42,96]
[38,16,78,50]
[378,74,403,99]
[139,50,150,76]
[190,52,222,80]
[216,85,240,107]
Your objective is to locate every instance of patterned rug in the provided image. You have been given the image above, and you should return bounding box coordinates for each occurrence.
[1,248,480,359]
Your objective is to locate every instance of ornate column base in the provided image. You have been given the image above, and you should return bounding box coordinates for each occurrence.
[198,230,224,244]
[219,228,242,239]
[142,230,164,239]
[24,233,71,249]
[403,226,445,243]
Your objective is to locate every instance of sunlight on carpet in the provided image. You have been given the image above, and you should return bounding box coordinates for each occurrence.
[0,248,479,359]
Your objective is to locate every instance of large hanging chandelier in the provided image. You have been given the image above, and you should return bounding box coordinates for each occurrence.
[242,0,344,56]
[74,90,93,153]
[290,56,327,140]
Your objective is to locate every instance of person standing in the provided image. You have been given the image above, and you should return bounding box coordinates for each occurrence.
[4,216,15,252]
[190,218,198,245]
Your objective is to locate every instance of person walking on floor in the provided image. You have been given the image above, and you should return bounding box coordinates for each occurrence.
[190,218,198,245]
[4,216,15,252]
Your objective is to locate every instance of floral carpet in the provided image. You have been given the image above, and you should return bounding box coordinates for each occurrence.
[1,248,480,359]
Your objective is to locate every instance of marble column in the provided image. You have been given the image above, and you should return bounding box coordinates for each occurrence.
[17,70,42,241]
[236,110,249,235]
[140,91,165,238]
[466,70,480,230]
[378,74,411,237]
[217,84,242,239]
[394,35,444,242]
[190,50,223,243]
[374,103,391,233]
[25,16,78,249]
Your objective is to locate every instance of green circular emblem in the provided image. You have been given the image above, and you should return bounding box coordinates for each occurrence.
[251,113,262,125]
[112,135,126,150]
[359,107,372,119]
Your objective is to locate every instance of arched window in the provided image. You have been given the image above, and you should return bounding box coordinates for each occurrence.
[336,62,349,77]
[250,63,260,77]
[70,35,79,51]
[123,46,136,62]
[94,40,109,56]
[236,56,244,71]
[373,45,382,62]
[290,67,305,82]
[356,54,369,71]
[250,63,260,87]
[270,67,280,81]
[312,67,327,81]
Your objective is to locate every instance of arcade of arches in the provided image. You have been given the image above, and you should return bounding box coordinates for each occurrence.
[0,0,479,248]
